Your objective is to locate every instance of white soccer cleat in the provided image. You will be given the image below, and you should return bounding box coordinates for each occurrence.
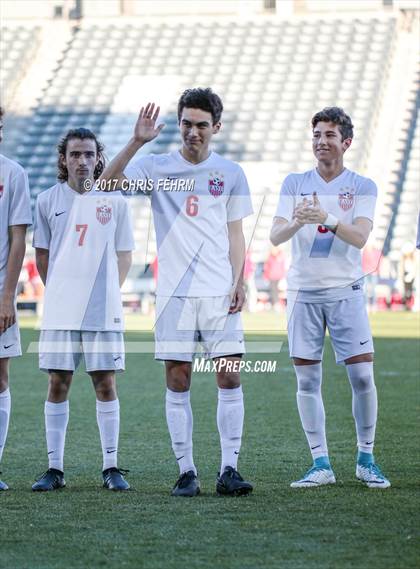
[356,463,391,489]
[290,466,336,488]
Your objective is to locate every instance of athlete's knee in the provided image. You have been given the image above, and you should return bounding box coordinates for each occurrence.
[217,371,241,389]
[0,359,9,390]
[346,362,375,394]
[350,375,374,394]
[294,362,322,394]
[91,372,116,401]
[166,361,191,392]
[215,356,241,388]
[48,371,72,401]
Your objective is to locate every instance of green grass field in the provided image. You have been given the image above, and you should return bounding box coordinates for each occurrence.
[1,312,419,569]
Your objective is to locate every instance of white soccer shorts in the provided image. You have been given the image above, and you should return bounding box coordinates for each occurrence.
[39,330,125,373]
[0,322,22,359]
[155,295,245,362]
[287,294,374,364]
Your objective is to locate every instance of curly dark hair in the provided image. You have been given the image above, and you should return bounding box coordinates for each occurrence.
[311,107,354,140]
[57,128,105,182]
[177,87,223,125]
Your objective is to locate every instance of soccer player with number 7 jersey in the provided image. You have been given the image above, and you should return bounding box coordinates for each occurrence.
[100,88,254,497]
[271,107,390,489]
[32,128,134,491]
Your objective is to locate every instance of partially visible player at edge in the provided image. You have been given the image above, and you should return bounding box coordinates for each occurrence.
[99,89,254,497]
[0,106,32,491]
[271,107,390,489]
[32,128,134,491]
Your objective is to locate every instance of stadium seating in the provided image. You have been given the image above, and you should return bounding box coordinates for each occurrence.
[0,24,41,105]
[5,15,400,260]
[388,107,420,254]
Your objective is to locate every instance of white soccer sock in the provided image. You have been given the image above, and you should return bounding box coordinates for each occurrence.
[45,400,69,472]
[96,399,120,471]
[346,362,377,454]
[0,388,11,464]
[165,389,196,475]
[217,386,244,473]
[295,363,328,460]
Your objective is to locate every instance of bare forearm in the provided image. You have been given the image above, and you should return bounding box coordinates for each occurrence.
[2,237,26,300]
[270,219,302,246]
[117,252,132,286]
[334,222,369,249]
[229,233,246,287]
[293,194,371,249]
[99,138,144,185]
[36,251,49,285]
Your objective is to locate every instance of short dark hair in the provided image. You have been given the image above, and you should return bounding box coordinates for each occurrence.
[311,107,354,140]
[177,88,223,125]
[57,128,105,182]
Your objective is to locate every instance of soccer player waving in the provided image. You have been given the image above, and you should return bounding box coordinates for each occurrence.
[32,129,134,491]
[271,107,390,489]
[0,107,32,491]
[100,89,254,497]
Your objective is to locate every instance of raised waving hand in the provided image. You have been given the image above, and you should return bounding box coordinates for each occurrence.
[133,103,165,144]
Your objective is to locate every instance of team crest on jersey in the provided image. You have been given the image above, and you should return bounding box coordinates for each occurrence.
[208,171,224,197]
[338,187,355,211]
[96,204,112,225]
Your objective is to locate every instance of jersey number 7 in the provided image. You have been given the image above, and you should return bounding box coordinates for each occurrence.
[76,224,88,246]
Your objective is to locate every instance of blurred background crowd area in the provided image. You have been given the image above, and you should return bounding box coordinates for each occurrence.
[1,0,419,314]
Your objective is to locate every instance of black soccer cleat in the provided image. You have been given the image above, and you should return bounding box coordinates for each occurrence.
[32,468,66,491]
[171,470,200,497]
[0,477,9,491]
[102,467,130,491]
[216,466,253,496]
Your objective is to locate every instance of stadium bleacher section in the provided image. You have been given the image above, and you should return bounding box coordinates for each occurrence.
[0,24,41,106]
[3,13,419,263]
[388,106,420,255]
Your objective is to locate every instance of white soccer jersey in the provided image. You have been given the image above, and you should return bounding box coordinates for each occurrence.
[275,168,377,297]
[0,154,32,290]
[124,151,253,297]
[33,183,135,331]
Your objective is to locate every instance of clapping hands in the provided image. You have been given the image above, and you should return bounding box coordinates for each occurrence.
[293,192,327,225]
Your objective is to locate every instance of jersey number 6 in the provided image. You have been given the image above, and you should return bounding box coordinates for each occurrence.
[186,195,199,217]
[76,224,88,246]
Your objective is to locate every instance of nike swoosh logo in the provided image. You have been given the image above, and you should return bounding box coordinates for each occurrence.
[48,451,54,455]
[301,192,311,196]
[360,340,369,345]
[106,449,117,454]
[113,356,121,362]
[311,445,321,450]
[55,211,66,216]
[366,441,374,445]
[3,344,14,349]
[234,451,239,455]
[176,456,185,461]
